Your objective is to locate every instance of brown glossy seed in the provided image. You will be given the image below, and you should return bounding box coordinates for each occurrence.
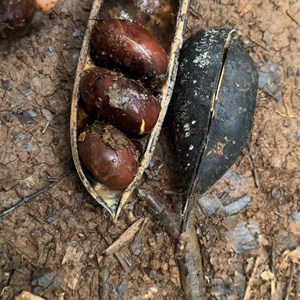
[80,67,160,135]
[0,0,35,39]
[91,19,168,89]
[78,122,139,190]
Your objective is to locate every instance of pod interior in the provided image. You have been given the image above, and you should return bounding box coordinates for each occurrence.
[70,0,190,219]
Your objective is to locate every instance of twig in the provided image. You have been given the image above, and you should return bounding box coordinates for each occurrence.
[177,210,207,299]
[101,236,130,273]
[271,243,277,300]
[286,10,300,26]
[248,37,269,51]
[243,255,261,300]
[139,189,207,299]
[248,153,260,188]
[99,265,109,300]
[138,189,181,239]
[130,217,148,252]
[102,218,144,257]
[284,263,295,300]
[0,169,72,219]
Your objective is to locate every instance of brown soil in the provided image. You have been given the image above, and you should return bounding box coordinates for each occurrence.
[0,0,299,299]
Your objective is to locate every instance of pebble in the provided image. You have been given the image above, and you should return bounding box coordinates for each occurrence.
[32,268,55,288]
[289,211,300,223]
[258,60,282,101]
[149,270,157,279]
[17,109,38,124]
[271,186,283,200]
[73,29,83,37]
[134,249,141,256]
[1,79,12,90]
[283,119,291,128]
[21,81,31,91]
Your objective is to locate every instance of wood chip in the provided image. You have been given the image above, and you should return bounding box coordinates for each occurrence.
[102,218,144,256]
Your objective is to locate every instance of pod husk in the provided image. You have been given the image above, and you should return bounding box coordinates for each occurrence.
[168,28,258,228]
[70,0,190,220]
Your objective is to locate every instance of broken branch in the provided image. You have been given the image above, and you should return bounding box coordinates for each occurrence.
[0,169,72,219]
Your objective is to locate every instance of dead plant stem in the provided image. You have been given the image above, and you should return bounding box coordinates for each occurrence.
[0,169,72,219]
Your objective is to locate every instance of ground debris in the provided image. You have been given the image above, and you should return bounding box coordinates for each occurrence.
[31,268,55,289]
[199,194,252,217]
[61,246,84,290]
[258,60,282,101]
[0,0,299,298]
[225,221,260,254]
[101,218,145,257]
[15,291,46,300]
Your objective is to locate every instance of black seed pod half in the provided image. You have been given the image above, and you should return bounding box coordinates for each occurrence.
[168,28,258,222]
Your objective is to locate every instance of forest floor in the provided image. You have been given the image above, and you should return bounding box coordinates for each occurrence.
[0,0,299,299]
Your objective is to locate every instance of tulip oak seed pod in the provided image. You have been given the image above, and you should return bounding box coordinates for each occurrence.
[168,28,258,228]
[80,67,160,135]
[91,19,169,89]
[78,122,139,190]
[70,0,190,219]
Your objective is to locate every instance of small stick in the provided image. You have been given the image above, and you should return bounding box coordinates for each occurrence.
[248,37,269,51]
[102,236,130,273]
[99,265,110,300]
[177,210,207,299]
[286,10,300,26]
[248,153,260,188]
[130,217,148,252]
[284,263,295,300]
[114,252,130,273]
[101,218,144,257]
[271,243,277,300]
[243,255,261,300]
[0,169,72,219]
[138,189,181,239]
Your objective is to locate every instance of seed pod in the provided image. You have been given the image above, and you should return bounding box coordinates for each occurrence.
[80,67,160,135]
[168,28,258,226]
[78,122,139,190]
[70,0,190,219]
[0,0,35,39]
[91,19,168,89]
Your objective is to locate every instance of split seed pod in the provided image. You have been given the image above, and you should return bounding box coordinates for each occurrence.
[168,28,258,227]
[70,0,190,219]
